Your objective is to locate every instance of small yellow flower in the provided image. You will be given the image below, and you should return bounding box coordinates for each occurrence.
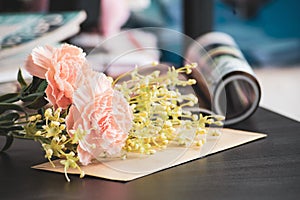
[35,131,42,136]
[51,121,60,127]
[44,108,53,118]
[29,116,37,122]
[45,148,53,158]
[187,79,196,85]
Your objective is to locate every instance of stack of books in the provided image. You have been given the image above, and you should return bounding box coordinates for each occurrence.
[0,10,86,83]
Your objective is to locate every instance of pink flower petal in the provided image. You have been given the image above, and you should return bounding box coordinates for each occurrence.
[29,44,89,109]
[25,45,54,79]
[77,145,93,166]
[67,72,133,164]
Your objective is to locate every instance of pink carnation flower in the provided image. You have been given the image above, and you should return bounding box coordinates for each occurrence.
[66,71,133,165]
[25,44,88,109]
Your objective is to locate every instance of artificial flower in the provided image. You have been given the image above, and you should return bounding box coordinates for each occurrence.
[66,71,133,165]
[25,45,54,79]
[25,43,88,109]
[1,43,224,181]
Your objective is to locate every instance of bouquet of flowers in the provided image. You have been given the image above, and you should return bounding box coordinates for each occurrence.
[0,44,224,181]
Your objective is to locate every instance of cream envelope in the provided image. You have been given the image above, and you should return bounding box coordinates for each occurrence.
[32,128,267,181]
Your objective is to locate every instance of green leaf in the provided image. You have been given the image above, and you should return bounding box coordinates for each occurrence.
[0,103,26,115]
[0,120,14,126]
[25,96,48,110]
[17,69,27,88]
[36,79,48,93]
[24,76,45,94]
[0,112,20,121]
[0,113,20,126]
[0,125,23,131]
[21,92,45,102]
[0,93,20,103]
[21,77,47,103]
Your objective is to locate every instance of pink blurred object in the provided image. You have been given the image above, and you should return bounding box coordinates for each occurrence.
[28,0,49,12]
[100,0,130,37]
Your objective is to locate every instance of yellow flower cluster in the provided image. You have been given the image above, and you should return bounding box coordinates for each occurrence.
[20,63,224,181]
[115,63,224,155]
[24,108,84,182]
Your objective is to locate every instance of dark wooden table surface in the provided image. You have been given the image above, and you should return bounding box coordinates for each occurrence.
[0,107,299,200]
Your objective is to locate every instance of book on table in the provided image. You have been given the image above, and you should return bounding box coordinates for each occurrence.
[0,10,87,83]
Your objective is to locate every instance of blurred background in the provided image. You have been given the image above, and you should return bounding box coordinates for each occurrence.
[1,0,299,67]
[1,0,300,121]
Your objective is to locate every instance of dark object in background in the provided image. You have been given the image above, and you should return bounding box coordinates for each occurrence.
[0,0,28,12]
[0,0,101,32]
[49,0,100,32]
[221,0,271,19]
[183,0,213,42]
[0,0,48,12]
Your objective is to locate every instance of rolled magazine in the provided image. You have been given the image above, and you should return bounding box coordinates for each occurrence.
[185,32,261,125]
